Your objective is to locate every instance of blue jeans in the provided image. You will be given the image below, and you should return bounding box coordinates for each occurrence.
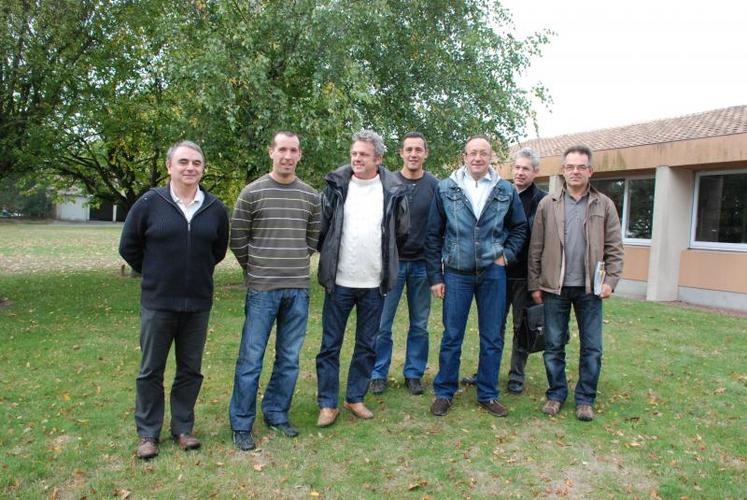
[229,288,309,431]
[543,287,603,406]
[316,286,384,408]
[372,260,431,380]
[433,264,507,401]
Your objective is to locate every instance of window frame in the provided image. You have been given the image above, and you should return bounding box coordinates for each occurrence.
[690,168,747,252]
[621,174,655,245]
[593,175,655,246]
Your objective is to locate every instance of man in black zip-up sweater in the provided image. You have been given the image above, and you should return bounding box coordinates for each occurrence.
[119,140,229,459]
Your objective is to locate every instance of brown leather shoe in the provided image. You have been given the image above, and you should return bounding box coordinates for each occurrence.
[173,433,201,450]
[343,401,374,419]
[136,437,159,459]
[542,399,563,416]
[576,404,594,421]
[478,399,508,417]
[317,407,340,427]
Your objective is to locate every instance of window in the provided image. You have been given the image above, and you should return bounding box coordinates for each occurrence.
[692,170,747,250]
[625,178,654,240]
[593,177,654,243]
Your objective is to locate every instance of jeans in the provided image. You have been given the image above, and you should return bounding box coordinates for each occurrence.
[543,287,603,406]
[433,264,507,401]
[372,260,431,380]
[229,288,309,431]
[135,307,210,438]
[316,286,384,408]
[504,278,531,390]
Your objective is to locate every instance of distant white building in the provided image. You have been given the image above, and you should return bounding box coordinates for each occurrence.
[54,189,126,222]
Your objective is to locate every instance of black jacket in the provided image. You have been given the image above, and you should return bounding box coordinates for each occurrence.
[507,182,547,279]
[317,165,409,293]
[119,185,229,311]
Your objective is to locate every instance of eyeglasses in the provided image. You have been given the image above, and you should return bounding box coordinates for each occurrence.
[563,164,590,172]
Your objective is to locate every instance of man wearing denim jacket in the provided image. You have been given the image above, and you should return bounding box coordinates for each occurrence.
[426,135,528,418]
[528,144,624,422]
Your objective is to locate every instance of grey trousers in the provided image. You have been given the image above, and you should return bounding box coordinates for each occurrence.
[135,306,210,438]
[505,278,531,388]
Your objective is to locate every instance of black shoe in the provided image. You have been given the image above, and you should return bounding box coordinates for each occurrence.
[233,431,255,451]
[506,383,524,395]
[369,378,386,395]
[478,399,508,417]
[405,378,424,395]
[460,373,477,385]
[266,421,299,438]
[431,398,451,416]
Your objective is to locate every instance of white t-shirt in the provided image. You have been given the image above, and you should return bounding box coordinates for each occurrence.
[335,174,384,288]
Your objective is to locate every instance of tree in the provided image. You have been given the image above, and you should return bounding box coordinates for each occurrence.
[183,0,551,188]
[0,0,105,177]
[3,0,551,207]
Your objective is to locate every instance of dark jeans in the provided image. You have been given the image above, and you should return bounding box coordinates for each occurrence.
[229,288,309,432]
[504,278,531,390]
[433,264,507,401]
[543,287,603,406]
[135,306,210,438]
[373,260,431,380]
[316,286,384,408]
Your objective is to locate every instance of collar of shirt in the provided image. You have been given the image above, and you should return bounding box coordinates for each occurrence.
[457,166,495,217]
[170,184,204,221]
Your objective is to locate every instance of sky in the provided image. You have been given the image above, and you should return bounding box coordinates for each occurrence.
[499,0,747,139]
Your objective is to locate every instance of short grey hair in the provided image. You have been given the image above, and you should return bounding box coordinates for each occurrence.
[514,147,540,170]
[352,129,387,156]
[167,140,205,164]
[561,144,592,167]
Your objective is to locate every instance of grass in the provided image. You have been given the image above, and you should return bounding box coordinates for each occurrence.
[1,223,746,498]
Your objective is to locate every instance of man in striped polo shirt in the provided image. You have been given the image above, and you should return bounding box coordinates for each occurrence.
[228,130,321,451]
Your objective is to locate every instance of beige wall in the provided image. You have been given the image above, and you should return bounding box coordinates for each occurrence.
[679,249,747,294]
[622,245,649,281]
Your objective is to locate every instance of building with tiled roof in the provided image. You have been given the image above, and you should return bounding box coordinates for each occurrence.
[500,105,747,312]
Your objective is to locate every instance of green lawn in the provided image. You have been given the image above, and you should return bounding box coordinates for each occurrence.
[1,224,745,498]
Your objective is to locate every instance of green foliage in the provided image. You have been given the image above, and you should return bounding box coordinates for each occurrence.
[2,1,551,207]
[0,0,106,177]
[0,173,53,218]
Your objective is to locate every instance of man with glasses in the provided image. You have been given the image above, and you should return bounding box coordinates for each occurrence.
[528,144,624,421]
[462,147,547,394]
[426,135,527,417]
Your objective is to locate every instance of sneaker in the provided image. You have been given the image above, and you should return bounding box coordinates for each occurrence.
[506,382,524,395]
[369,378,386,395]
[576,404,594,422]
[405,378,424,395]
[478,399,508,417]
[460,373,477,385]
[265,421,299,438]
[233,431,255,451]
[430,398,451,416]
[136,437,159,459]
[542,399,563,416]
